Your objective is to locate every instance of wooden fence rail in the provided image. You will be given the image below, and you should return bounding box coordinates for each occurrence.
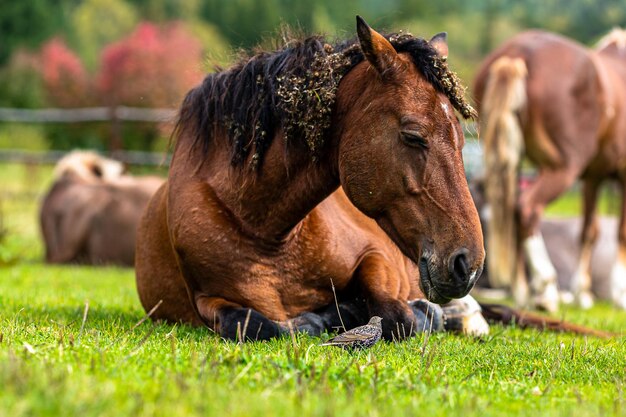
[0,107,176,123]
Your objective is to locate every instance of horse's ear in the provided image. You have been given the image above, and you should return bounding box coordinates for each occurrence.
[430,32,449,58]
[356,15,398,77]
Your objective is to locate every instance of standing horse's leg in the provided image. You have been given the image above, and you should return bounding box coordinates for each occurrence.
[610,179,626,310]
[571,179,601,309]
[518,167,580,312]
[512,245,530,308]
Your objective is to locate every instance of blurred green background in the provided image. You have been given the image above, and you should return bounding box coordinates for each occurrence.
[2,0,626,152]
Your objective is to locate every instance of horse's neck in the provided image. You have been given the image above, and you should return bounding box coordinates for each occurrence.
[175,131,341,243]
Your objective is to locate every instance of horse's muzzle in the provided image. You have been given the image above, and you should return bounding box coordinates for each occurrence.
[419,249,482,304]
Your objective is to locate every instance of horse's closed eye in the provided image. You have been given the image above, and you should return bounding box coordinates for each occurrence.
[401,131,429,149]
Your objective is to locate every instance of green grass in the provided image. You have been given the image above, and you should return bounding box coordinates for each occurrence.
[1,161,625,417]
[1,265,625,417]
[0,125,48,151]
[544,184,620,218]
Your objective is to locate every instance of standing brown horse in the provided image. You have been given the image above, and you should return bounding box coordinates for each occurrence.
[474,29,626,311]
[136,17,487,341]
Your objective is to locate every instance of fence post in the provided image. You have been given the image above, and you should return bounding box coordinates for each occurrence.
[109,107,123,152]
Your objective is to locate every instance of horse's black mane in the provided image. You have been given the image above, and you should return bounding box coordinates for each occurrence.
[176,31,475,169]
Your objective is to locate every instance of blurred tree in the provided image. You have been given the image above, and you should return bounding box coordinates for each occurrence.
[312,3,335,35]
[97,22,203,108]
[129,0,203,22]
[184,20,231,67]
[71,0,138,70]
[39,38,90,107]
[36,38,103,149]
[97,22,204,149]
[0,50,45,108]
[0,0,79,65]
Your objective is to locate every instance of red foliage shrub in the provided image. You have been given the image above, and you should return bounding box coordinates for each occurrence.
[40,38,90,107]
[97,22,204,108]
[28,22,205,150]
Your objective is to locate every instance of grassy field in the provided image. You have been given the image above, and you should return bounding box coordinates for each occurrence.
[1,161,625,417]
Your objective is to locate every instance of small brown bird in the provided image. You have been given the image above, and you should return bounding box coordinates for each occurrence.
[321,316,383,349]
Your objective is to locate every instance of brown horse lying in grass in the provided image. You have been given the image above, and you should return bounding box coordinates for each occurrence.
[40,151,162,266]
[136,17,490,341]
[474,29,626,311]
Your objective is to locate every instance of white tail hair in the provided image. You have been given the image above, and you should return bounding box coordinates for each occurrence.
[481,56,527,288]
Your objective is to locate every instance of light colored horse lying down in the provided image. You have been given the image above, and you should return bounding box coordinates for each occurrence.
[40,151,163,266]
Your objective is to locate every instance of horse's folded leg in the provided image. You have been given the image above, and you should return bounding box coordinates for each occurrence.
[440,295,490,337]
[316,298,369,333]
[220,308,284,341]
[196,296,282,341]
[279,312,326,336]
[408,299,445,333]
[278,299,371,337]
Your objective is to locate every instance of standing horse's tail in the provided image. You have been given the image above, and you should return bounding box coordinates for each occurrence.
[480,56,528,289]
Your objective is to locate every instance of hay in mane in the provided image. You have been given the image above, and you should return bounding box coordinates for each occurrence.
[176,31,476,169]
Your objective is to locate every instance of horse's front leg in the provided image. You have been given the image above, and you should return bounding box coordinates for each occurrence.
[198,295,370,340]
[352,253,444,340]
[518,167,579,311]
[571,179,601,309]
[280,298,370,336]
[195,296,284,341]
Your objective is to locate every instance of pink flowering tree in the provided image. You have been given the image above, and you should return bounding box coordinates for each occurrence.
[22,22,205,150]
[98,22,203,108]
[36,38,105,150]
[40,38,90,107]
[96,22,204,149]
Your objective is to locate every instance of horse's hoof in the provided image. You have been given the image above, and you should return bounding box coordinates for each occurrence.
[220,308,283,341]
[612,290,626,310]
[559,291,575,305]
[409,299,445,332]
[532,282,560,313]
[280,312,325,336]
[441,295,489,337]
[575,291,594,310]
[610,262,626,310]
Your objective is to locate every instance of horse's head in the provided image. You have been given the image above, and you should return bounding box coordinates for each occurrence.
[336,17,484,304]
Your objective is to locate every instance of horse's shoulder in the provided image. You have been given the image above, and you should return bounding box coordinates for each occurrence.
[315,190,406,261]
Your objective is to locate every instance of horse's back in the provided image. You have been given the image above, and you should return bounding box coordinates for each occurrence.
[475,30,604,168]
[89,180,160,265]
[40,178,112,263]
[41,173,164,266]
[475,30,595,105]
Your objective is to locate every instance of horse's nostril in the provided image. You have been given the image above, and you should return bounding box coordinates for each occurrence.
[449,248,470,286]
[454,254,469,277]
